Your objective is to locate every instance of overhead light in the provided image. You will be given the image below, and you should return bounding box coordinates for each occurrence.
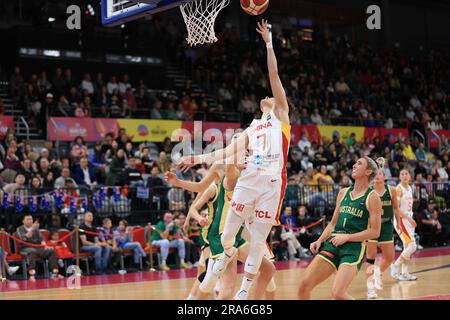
[48,17,55,22]
[121,24,125,28]
[87,4,95,16]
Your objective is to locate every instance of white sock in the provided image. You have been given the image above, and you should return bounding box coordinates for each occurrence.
[239,276,254,293]
[162,260,167,265]
[180,259,185,264]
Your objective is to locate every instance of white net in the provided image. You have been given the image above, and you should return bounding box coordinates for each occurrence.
[180,0,230,46]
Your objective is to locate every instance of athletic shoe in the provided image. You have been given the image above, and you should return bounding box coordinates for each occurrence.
[395,244,402,252]
[159,264,170,271]
[212,247,237,277]
[234,289,249,300]
[374,267,383,290]
[289,256,300,261]
[398,273,417,281]
[367,287,378,299]
[417,244,424,250]
[390,264,399,280]
[7,266,19,276]
[180,261,190,269]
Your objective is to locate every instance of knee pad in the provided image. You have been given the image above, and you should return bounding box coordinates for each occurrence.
[244,242,265,275]
[401,242,417,260]
[266,277,277,293]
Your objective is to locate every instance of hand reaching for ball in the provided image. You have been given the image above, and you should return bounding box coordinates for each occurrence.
[256,19,271,44]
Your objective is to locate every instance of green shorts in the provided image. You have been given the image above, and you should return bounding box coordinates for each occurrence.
[317,239,366,271]
[208,228,247,258]
[368,222,394,244]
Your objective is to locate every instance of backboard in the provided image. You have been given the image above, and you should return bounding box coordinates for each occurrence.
[101,0,195,27]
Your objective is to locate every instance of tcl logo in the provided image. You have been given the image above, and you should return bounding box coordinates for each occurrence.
[255,210,271,219]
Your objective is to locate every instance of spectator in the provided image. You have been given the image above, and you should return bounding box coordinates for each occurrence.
[16,215,62,280]
[73,157,97,188]
[123,157,144,187]
[150,212,189,271]
[79,212,111,275]
[46,231,74,270]
[98,218,122,273]
[280,207,309,260]
[156,151,171,173]
[296,206,319,249]
[81,73,94,95]
[175,213,197,267]
[71,136,89,164]
[118,74,132,96]
[415,143,427,162]
[297,133,311,152]
[106,149,127,186]
[418,200,447,246]
[107,76,119,95]
[55,168,78,189]
[113,219,147,268]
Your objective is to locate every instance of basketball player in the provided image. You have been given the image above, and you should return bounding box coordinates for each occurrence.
[390,169,418,281]
[177,19,290,300]
[167,160,275,299]
[365,158,403,299]
[297,157,382,300]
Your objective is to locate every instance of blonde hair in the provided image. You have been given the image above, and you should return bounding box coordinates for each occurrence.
[363,156,379,183]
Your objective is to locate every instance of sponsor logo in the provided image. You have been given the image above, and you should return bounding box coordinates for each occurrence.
[255,210,272,219]
[231,201,245,213]
[137,125,149,137]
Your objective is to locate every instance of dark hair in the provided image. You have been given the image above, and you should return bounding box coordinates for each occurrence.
[119,219,128,228]
[74,136,84,144]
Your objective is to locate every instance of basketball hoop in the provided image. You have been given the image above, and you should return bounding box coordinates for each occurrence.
[180,0,230,46]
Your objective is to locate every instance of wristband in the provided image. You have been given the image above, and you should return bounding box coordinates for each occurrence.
[266,30,273,49]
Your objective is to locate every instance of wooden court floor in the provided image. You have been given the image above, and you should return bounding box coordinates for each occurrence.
[1,248,449,300]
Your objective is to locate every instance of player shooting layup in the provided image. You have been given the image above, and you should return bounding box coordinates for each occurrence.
[178,20,290,300]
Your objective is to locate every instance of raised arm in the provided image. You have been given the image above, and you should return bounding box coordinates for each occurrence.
[184,184,216,233]
[165,163,222,193]
[256,20,289,121]
[177,129,249,171]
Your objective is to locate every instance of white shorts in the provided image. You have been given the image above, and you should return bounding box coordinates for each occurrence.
[394,217,416,245]
[230,169,286,226]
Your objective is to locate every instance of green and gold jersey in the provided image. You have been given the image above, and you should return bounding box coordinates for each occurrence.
[379,184,393,224]
[333,186,374,236]
[202,176,233,242]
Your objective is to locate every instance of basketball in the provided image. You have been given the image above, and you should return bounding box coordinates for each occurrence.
[240,0,270,16]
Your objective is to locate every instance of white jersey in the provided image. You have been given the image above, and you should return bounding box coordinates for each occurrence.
[246,111,291,176]
[398,184,414,218]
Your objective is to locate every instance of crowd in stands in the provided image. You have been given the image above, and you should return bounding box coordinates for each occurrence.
[1,19,450,279]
